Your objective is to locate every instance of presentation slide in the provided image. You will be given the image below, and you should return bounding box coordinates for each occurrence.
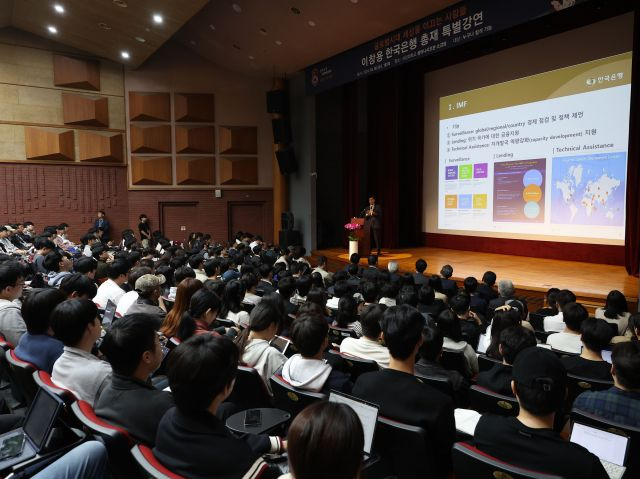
[438,52,631,241]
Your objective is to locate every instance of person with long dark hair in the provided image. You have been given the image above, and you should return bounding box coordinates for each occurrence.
[219,280,250,328]
[333,296,362,337]
[436,309,478,377]
[160,278,202,338]
[177,289,221,341]
[595,290,630,335]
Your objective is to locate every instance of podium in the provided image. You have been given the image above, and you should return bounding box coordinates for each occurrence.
[350,217,371,257]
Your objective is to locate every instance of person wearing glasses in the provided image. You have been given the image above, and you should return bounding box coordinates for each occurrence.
[0,261,27,345]
[96,314,173,446]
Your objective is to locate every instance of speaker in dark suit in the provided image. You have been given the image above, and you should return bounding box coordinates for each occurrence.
[362,196,382,255]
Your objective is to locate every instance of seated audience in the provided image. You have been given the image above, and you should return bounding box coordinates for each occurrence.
[353,305,455,478]
[177,288,221,341]
[280,313,352,393]
[378,281,397,307]
[561,318,614,381]
[257,263,276,295]
[546,301,587,354]
[573,341,640,427]
[285,401,364,479]
[326,279,349,310]
[219,279,250,327]
[413,258,430,287]
[32,238,56,274]
[125,274,167,328]
[188,254,208,282]
[333,296,362,336]
[153,335,284,478]
[15,288,65,372]
[340,304,390,368]
[594,290,630,335]
[543,289,576,332]
[0,261,26,345]
[160,277,202,339]
[115,266,151,317]
[241,272,262,306]
[449,293,482,350]
[476,326,536,396]
[276,276,298,316]
[96,314,174,445]
[235,300,286,394]
[534,287,560,316]
[59,273,98,299]
[436,309,479,378]
[482,306,521,358]
[74,256,98,280]
[416,285,446,318]
[463,276,488,318]
[44,250,73,287]
[415,325,469,407]
[473,347,608,478]
[51,299,112,406]
[439,264,457,297]
[93,259,129,307]
[477,271,499,302]
[488,279,516,312]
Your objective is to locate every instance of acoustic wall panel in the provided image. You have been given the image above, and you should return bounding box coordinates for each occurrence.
[130,125,171,153]
[129,92,170,121]
[175,126,214,154]
[176,156,215,185]
[53,55,100,91]
[77,131,124,163]
[62,93,109,127]
[219,156,258,185]
[131,156,172,185]
[24,127,74,161]
[174,93,215,122]
[218,126,258,154]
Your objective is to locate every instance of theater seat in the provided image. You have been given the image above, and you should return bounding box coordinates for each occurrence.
[33,370,76,405]
[131,444,185,479]
[71,400,142,478]
[327,350,379,381]
[477,354,502,373]
[441,348,468,378]
[372,416,431,479]
[452,442,563,479]
[415,373,453,398]
[226,366,273,410]
[328,325,358,345]
[6,349,38,405]
[566,374,612,410]
[269,375,326,418]
[469,385,519,416]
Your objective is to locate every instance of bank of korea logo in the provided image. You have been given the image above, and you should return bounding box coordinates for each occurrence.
[311,68,319,87]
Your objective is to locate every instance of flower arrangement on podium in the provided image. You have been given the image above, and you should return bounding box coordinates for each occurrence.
[344,222,362,241]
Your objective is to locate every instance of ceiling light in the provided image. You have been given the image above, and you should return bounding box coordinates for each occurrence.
[275,40,282,46]
[231,3,242,13]
[135,36,146,43]
[308,20,316,27]
[209,24,216,30]
[53,4,64,14]
[152,14,163,24]
[98,22,112,30]
[120,51,130,59]
[290,6,301,14]
[47,25,58,34]
[259,28,267,35]
[112,0,127,7]
[248,55,254,60]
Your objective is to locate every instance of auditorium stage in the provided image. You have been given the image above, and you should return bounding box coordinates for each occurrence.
[313,247,639,313]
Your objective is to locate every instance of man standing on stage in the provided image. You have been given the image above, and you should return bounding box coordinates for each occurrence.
[365,196,382,256]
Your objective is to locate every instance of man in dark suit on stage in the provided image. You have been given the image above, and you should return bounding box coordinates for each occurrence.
[364,196,381,256]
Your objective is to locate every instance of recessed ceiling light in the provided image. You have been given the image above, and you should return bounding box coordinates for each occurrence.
[209,24,216,30]
[231,3,242,13]
[152,14,163,24]
[290,6,301,14]
[275,40,283,46]
[120,51,130,59]
[47,25,58,34]
[98,22,112,30]
[135,36,146,43]
[308,20,316,27]
[112,0,127,7]
[248,55,254,60]
[259,28,267,35]
[53,4,64,14]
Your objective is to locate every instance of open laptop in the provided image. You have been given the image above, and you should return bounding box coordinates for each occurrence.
[0,388,64,470]
[269,336,291,356]
[101,299,117,329]
[329,391,379,461]
[570,422,629,479]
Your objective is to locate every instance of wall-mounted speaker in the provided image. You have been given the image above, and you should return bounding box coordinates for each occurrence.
[276,147,297,175]
[272,118,292,144]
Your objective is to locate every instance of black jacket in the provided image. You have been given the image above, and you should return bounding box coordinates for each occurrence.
[364,204,382,229]
[94,373,174,446]
[476,363,514,396]
[353,368,455,478]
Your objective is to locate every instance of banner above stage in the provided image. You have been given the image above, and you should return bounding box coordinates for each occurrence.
[304,0,588,95]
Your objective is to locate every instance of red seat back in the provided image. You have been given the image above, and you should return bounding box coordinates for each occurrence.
[6,349,38,404]
[131,444,185,479]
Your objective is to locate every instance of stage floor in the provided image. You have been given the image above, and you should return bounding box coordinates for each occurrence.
[313,246,638,313]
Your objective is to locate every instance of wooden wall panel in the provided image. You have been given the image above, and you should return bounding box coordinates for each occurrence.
[174,93,215,122]
[219,126,257,154]
[53,55,100,91]
[176,156,215,185]
[129,92,170,121]
[130,125,171,153]
[219,156,258,185]
[175,126,214,153]
[78,131,123,163]
[62,93,109,127]
[24,127,75,161]
[131,156,173,185]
